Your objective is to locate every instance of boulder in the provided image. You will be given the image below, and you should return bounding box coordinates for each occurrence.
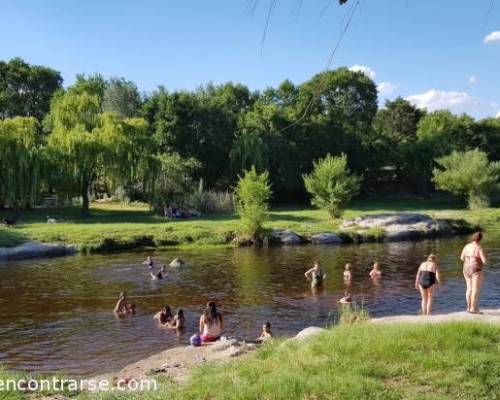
[169,258,189,268]
[311,232,343,245]
[270,230,303,245]
[294,326,326,341]
[0,241,76,261]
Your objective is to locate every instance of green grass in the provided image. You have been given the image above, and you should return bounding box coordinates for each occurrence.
[0,196,498,251]
[5,322,497,400]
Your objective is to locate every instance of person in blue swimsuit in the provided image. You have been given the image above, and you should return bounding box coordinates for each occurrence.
[414,254,441,315]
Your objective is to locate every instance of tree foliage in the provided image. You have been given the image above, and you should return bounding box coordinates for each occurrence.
[234,167,272,238]
[433,149,500,209]
[303,154,361,218]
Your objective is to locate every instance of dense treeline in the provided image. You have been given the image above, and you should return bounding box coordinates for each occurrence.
[1,57,500,214]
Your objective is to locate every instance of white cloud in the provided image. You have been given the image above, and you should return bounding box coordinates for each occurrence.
[348,65,376,79]
[484,31,500,43]
[406,90,480,112]
[377,81,398,95]
[497,110,500,118]
[469,75,477,84]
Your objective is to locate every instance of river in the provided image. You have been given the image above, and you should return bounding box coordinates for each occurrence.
[0,237,499,376]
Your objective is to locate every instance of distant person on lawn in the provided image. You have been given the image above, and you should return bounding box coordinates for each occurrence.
[460,232,487,314]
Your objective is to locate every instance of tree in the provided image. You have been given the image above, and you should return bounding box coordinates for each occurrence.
[303,153,361,218]
[234,167,272,238]
[229,129,268,177]
[433,149,500,209]
[0,117,43,210]
[103,78,142,118]
[46,91,103,214]
[374,97,424,142]
[0,58,62,121]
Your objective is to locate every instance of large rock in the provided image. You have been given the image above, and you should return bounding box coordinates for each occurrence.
[294,326,326,341]
[270,230,303,245]
[311,232,343,245]
[341,213,458,243]
[0,241,76,261]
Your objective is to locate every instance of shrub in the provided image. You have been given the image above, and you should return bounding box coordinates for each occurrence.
[433,149,500,209]
[303,153,362,219]
[234,167,272,238]
[183,180,234,214]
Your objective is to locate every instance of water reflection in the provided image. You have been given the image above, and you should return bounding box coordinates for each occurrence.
[0,237,499,376]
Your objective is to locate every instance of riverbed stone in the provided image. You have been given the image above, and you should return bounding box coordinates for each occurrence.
[0,241,75,261]
[169,258,188,268]
[341,213,461,243]
[210,339,238,352]
[270,229,303,245]
[294,326,326,341]
[311,232,343,245]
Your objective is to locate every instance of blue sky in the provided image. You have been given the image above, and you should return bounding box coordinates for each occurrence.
[1,0,499,118]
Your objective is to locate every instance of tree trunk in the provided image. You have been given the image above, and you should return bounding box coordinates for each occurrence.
[81,180,90,216]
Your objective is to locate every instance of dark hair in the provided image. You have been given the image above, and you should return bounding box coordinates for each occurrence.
[203,301,221,325]
[471,232,483,243]
[160,306,172,324]
[263,321,271,329]
[177,309,184,318]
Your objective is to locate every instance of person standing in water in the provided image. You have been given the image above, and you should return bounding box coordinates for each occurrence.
[369,262,382,279]
[460,232,487,314]
[414,254,441,315]
[154,306,173,325]
[167,309,185,330]
[304,261,326,287]
[343,263,352,283]
[114,292,135,315]
[199,301,223,343]
[142,256,154,268]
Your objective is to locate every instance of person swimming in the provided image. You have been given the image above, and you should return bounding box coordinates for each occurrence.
[142,256,154,268]
[369,262,382,279]
[257,321,273,342]
[114,292,136,315]
[343,263,352,282]
[149,265,168,280]
[154,306,173,325]
[304,261,326,287]
[166,309,185,330]
[339,290,352,304]
[199,301,223,343]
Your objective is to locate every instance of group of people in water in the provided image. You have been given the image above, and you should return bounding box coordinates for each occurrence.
[302,231,488,315]
[113,231,488,345]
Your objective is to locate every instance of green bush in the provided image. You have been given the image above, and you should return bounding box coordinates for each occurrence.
[433,149,500,209]
[183,179,234,214]
[234,167,272,238]
[303,153,362,219]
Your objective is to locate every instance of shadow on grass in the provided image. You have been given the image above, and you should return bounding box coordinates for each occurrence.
[268,212,319,223]
[0,227,29,247]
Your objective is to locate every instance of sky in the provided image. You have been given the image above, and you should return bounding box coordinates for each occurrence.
[1,0,499,119]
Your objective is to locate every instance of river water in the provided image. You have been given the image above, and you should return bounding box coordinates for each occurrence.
[1,238,499,376]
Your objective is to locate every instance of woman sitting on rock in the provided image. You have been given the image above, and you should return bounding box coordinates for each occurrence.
[415,254,441,315]
[199,301,223,343]
[304,261,326,287]
[154,306,174,325]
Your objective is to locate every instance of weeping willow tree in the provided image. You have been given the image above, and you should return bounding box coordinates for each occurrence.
[46,91,104,215]
[98,114,154,200]
[0,117,43,211]
[229,129,268,177]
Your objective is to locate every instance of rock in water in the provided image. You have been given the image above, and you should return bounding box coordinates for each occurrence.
[270,230,303,245]
[0,241,75,261]
[169,258,188,268]
[311,232,343,245]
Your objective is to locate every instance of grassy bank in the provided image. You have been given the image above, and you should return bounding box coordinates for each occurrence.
[2,322,498,399]
[0,197,496,251]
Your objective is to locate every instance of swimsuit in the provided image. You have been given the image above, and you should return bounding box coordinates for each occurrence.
[419,270,436,289]
[312,272,324,286]
[463,253,483,278]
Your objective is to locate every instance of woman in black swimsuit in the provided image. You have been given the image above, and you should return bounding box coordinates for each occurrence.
[414,254,441,315]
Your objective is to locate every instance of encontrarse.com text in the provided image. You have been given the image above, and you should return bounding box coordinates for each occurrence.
[0,377,158,392]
